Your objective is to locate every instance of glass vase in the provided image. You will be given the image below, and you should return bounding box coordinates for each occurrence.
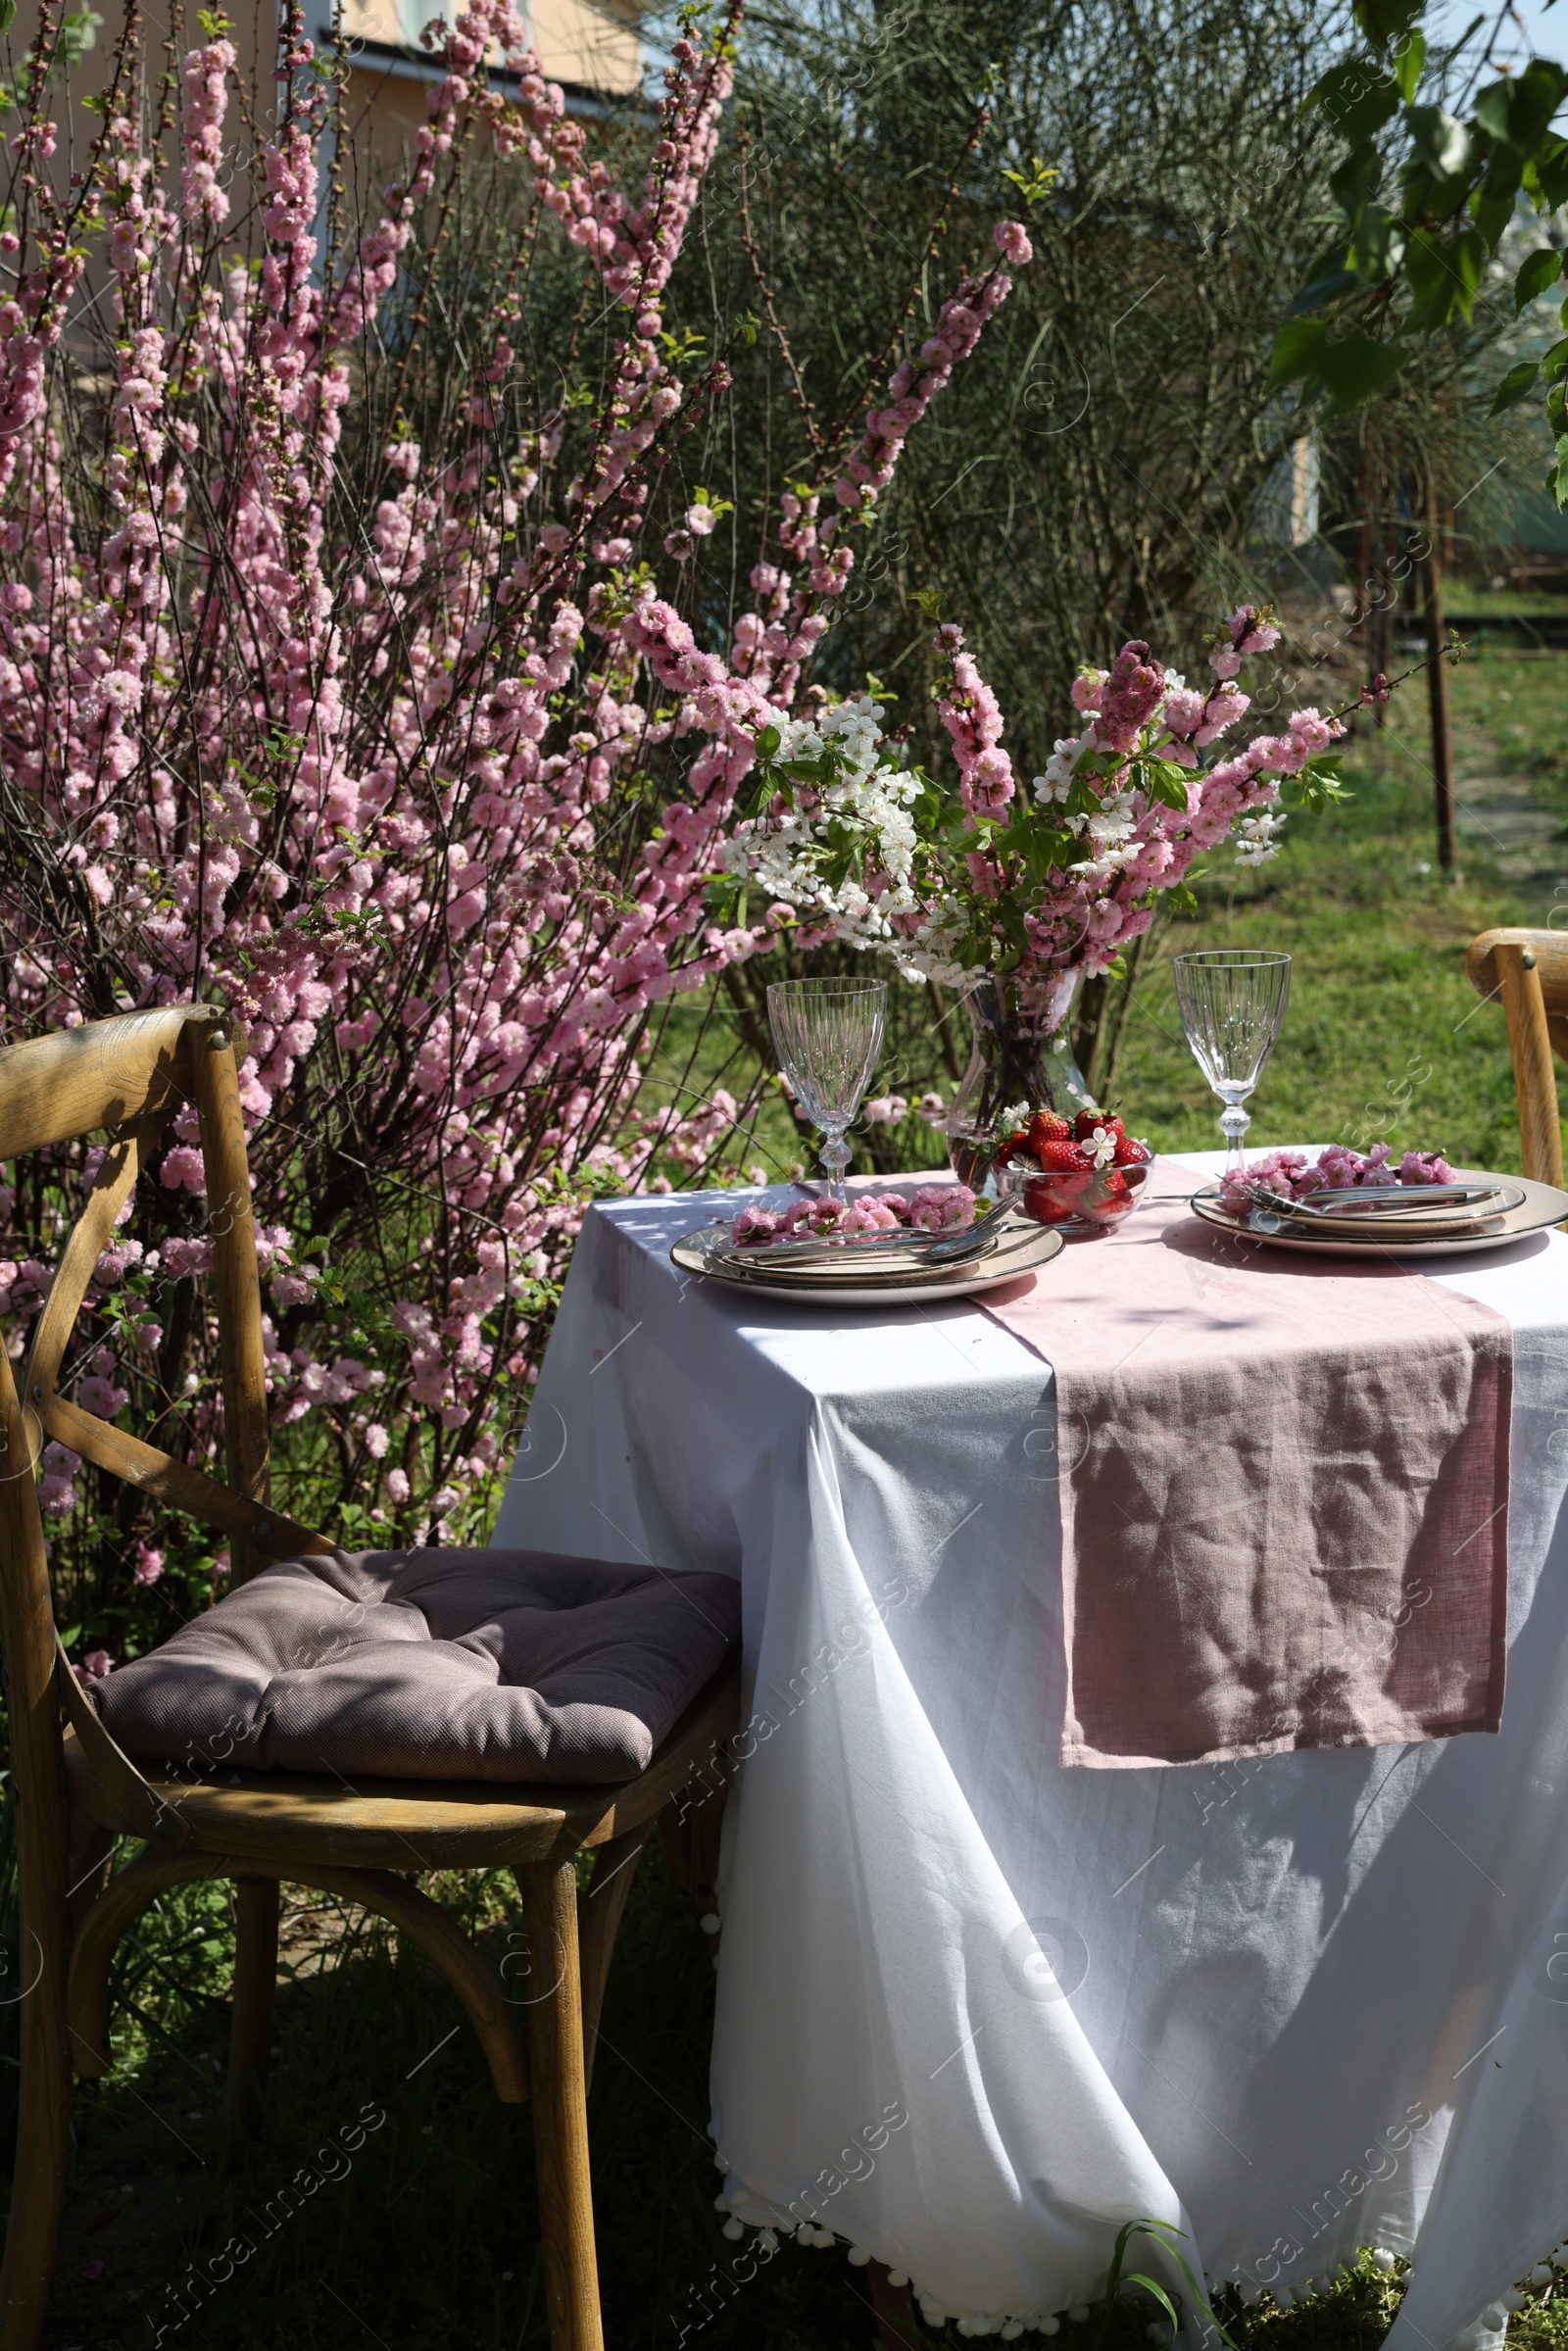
[946,975,1099,1188]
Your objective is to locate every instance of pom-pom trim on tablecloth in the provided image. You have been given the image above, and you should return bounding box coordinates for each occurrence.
[708,2186,1568,2342]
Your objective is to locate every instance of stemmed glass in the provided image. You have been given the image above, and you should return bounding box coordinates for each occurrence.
[767,978,888,1203]
[1173,950,1291,1172]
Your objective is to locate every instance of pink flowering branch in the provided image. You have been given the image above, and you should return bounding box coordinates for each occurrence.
[0,0,1025,1589]
[926,603,1345,991]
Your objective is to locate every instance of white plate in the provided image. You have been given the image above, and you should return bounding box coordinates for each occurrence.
[670,1217,1065,1303]
[1189,1167,1568,1256]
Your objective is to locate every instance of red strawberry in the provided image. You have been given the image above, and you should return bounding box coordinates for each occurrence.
[1022,1173,1090,1224]
[1113,1136,1152,1167]
[1079,1168,1133,1223]
[1074,1107,1123,1144]
[1037,1138,1092,1173]
[993,1132,1026,1168]
[1027,1110,1071,1157]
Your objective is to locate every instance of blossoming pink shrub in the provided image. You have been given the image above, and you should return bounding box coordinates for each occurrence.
[0,0,1024,1640]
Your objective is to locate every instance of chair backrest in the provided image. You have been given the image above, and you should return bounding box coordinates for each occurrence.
[1465,927,1568,1186]
[0,1008,331,1851]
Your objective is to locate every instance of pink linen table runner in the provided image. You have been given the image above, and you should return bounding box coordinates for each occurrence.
[980,1156,1512,1769]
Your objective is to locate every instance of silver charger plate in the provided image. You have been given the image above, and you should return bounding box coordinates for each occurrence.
[1189,1167,1568,1257]
[670,1217,1065,1303]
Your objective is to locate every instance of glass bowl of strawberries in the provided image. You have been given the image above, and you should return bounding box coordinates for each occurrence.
[992,1107,1155,1231]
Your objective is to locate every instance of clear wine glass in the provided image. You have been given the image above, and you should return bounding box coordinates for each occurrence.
[767,978,888,1202]
[1173,950,1291,1172]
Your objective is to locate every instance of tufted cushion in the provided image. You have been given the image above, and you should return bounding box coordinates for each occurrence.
[96,1546,740,1786]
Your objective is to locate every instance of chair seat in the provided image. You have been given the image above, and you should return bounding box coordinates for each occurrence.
[96,1543,740,1788]
[67,1652,742,1870]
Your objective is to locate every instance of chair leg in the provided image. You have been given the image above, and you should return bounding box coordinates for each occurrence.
[576,1822,652,2094]
[867,2260,923,2347]
[658,1744,731,1928]
[0,1810,71,2351]
[224,1878,278,2136]
[519,1858,603,2351]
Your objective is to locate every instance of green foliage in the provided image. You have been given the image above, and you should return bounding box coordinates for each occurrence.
[1101,2216,1237,2350]
[1289,5,1568,485]
[1319,333,1408,410]
[51,2,101,76]
[1493,358,1543,416]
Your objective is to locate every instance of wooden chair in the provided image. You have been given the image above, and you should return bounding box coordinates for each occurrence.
[0,1004,739,2351]
[1465,927,1568,1186]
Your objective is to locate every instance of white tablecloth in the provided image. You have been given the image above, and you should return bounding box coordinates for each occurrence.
[493,1155,1568,2341]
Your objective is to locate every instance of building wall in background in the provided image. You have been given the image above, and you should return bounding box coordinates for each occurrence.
[7,0,644,229]
[337,0,643,109]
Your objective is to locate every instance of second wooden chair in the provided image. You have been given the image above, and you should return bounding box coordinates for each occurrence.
[1465,926,1568,1185]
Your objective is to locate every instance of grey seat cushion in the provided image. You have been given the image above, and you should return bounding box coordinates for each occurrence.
[96,1546,740,1785]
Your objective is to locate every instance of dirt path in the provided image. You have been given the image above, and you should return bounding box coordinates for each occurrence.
[1454,765,1565,905]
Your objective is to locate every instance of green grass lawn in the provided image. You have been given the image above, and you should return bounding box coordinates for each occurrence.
[1444,590,1568,617]
[35,645,1568,2349]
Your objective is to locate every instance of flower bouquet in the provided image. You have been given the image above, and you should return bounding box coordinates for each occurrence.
[716,604,1352,1177]
[722,604,1347,1005]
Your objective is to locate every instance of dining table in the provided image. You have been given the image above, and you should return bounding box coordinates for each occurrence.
[491,1151,1568,2345]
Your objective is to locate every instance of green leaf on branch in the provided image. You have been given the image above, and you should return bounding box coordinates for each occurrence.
[1134,757,1197,813]
[49,2,101,75]
[1405,104,1472,181]
[1331,144,1385,212]
[1527,133,1568,211]
[1316,334,1404,414]
[1304,61,1399,146]
[1544,335,1568,386]
[1269,318,1327,388]
[1348,203,1404,281]
[1472,146,1528,251]
[1404,224,1484,328]
[1393,29,1425,102]
[1002,155,1059,206]
[1547,436,1568,512]
[1514,248,1564,313]
[1293,753,1350,812]
[1473,79,1514,146]
[1353,0,1424,47]
[1474,61,1568,155]
[1491,358,1542,416]
[1287,261,1360,318]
